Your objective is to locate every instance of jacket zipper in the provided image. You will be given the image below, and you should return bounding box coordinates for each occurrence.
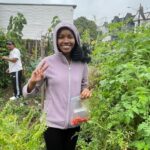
[64,57,71,128]
[66,66,71,128]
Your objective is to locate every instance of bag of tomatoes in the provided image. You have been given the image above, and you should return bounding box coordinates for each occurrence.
[69,96,89,126]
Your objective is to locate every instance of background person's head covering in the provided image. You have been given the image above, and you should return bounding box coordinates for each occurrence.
[6,40,15,45]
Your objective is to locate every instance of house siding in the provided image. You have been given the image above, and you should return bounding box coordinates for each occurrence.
[0,4,75,40]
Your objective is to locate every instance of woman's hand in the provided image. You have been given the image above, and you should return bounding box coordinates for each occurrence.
[80,88,92,99]
[30,63,48,83]
[27,62,48,93]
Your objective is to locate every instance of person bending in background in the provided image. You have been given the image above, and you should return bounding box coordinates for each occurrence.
[23,22,92,150]
[1,40,23,100]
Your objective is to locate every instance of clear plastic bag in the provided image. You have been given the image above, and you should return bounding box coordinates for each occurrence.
[70,96,89,126]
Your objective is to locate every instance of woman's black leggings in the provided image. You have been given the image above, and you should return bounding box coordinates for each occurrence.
[44,126,80,150]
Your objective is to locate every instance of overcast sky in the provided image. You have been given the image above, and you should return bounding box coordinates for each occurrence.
[0,0,150,25]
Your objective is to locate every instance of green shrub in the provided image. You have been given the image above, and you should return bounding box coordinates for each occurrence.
[0,30,10,88]
[0,100,46,150]
[77,24,150,150]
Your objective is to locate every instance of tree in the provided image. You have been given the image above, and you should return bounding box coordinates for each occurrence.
[46,16,61,54]
[7,12,27,44]
[74,17,97,41]
[48,16,60,33]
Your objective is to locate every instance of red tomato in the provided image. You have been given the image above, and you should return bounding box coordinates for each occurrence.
[71,116,88,125]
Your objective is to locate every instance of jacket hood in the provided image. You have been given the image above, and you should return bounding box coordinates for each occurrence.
[52,22,81,53]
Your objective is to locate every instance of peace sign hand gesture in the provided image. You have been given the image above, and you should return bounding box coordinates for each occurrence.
[27,62,48,93]
[31,63,48,83]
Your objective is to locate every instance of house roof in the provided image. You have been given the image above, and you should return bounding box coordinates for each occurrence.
[0,1,76,8]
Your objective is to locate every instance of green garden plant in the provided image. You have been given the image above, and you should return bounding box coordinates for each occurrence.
[0,100,46,150]
[77,23,150,150]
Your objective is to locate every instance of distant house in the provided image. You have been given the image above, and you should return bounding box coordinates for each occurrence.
[112,4,150,27]
[133,4,150,26]
[0,2,76,40]
[112,13,135,28]
[97,22,111,42]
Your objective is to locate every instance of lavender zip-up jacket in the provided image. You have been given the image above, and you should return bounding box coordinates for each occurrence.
[23,22,88,129]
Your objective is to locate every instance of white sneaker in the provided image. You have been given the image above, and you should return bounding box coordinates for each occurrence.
[9,96,17,101]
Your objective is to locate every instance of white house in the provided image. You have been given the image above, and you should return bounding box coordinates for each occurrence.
[0,1,76,40]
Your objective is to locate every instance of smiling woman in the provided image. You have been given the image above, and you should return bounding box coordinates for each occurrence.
[23,22,92,150]
[57,27,76,62]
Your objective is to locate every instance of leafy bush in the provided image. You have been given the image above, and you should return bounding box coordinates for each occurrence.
[0,30,10,88]
[0,99,46,150]
[77,24,150,150]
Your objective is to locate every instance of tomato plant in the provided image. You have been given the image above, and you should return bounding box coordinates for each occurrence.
[77,23,150,150]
